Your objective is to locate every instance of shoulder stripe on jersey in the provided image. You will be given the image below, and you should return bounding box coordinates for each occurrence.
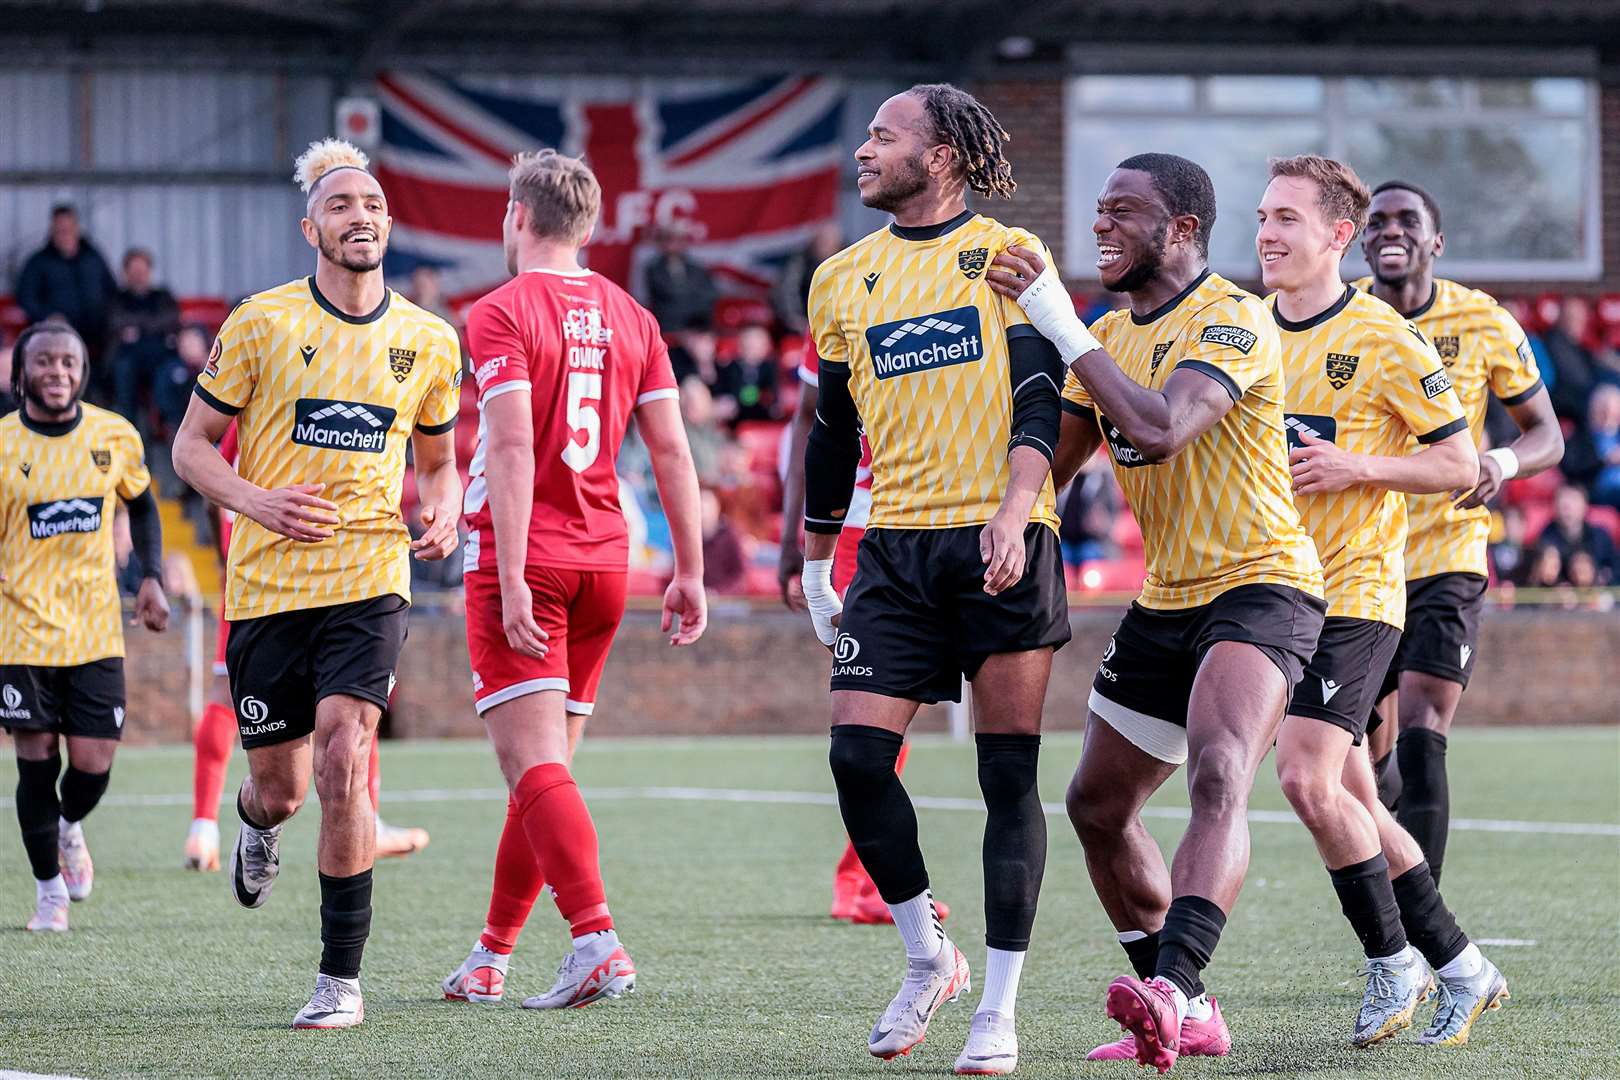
[1497,378,1545,408]
[1061,399,1095,419]
[481,381,531,404]
[1175,359,1241,403]
[1416,416,1468,445]
[416,416,458,436]
[192,383,242,417]
[636,388,680,407]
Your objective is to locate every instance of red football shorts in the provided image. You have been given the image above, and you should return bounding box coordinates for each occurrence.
[213,597,230,677]
[465,565,628,717]
[834,526,865,595]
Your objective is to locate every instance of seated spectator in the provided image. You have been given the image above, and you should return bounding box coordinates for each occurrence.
[679,377,746,487]
[717,325,779,423]
[643,223,718,333]
[770,222,843,336]
[1058,465,1118,566]
[1525,543,1563,589]
[1562,383,1620,508]
[151,324,212,432]
[1533,483,1618,585]
[700,486,748,594]
[404,264,455,323]
[108,247,181,429]
[1488,504,1531,586]
[669,325,720,388]
[1543,296,1601,421]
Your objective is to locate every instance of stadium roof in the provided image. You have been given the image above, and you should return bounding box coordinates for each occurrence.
[3,0,1618,77]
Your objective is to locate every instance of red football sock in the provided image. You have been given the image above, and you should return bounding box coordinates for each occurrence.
[480,797,546,955]
[515,764,612,937]
[368,737,381,812]
[191,701,236,821]
[894,739,911,776]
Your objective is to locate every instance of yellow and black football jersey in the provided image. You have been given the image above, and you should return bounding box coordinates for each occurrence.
[1352,276,1542,580]
[1271,286,1468,626]
[1062,270,1323,610]
[196,277,462,621]
[0,404,151,666]
[807,210,1059,532]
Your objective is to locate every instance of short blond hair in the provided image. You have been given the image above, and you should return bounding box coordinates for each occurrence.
[294,138,372,207]
[509,149,601,245]
[1268,154,1371,233]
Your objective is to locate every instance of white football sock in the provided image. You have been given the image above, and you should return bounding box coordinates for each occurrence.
[890,890,945,962]
[58,817,83,844]
[1371,944,1417,967]
[1117,929,1149,944]
[189,818,219,840]
[1158,978,1190,1026]
[573,928,618,953]
[36,874,67,902]
[1438,942,1484,980]
[976,948,1026,1019]
[1185,992,1213,1022]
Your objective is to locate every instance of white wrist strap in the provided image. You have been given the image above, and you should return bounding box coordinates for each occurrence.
[1015,263,1103,364]
[1485,447,1520,480]
[802,558,842,647]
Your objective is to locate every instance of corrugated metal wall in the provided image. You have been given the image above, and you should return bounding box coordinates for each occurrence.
[1,68,335,300]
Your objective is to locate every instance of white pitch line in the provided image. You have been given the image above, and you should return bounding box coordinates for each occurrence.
[2,1071,91,1080]
[1475,938,1539,947]
[1,785,1614,838]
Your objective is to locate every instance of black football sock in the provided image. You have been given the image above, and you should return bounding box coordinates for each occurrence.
[1373,748,1402,811]
[1155,895,1226,999]
[16,755,63,881]
[318,869,374,980]
[1396,729,1450,884]
[828,725,928,904]
[1328,853,1408,958]
[1121,930,1160,979]
[976,733,1045,951]
[59,765,111,823]
[1391,862,1469,970]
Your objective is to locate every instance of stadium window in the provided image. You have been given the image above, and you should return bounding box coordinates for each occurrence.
[1064,75,1601,283]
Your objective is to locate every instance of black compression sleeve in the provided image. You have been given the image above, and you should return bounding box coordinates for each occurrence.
[803,361,862,535]
[1008,333,1063,462]
[123,488,164,580]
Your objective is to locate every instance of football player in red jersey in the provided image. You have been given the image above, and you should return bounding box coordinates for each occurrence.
[442,149,706,1010]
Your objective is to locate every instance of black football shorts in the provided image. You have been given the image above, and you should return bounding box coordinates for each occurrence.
[1380,572,1487,697]
[1289,616,1403,744]
[0,658,127,739]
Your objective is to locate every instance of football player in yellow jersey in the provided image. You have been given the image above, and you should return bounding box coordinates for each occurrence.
[802,84,1068,1073]
[1259,155,1507,1047]
[1355,181,1562,882]
[2,322,169,933]
[171,139,463,1030]
[991,154,1324,1072]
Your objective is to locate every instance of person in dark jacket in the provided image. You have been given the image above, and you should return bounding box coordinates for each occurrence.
[15,205,118,401]
[108,247,182,429]
[643,223,718,333]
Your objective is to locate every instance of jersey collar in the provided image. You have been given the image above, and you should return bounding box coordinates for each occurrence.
[888,209,976,242]
[1401,281,1439,320]
[1271,284,1356,333]
[307,276,392,325]
[1130,268,1212,326]
[18,403,83,437]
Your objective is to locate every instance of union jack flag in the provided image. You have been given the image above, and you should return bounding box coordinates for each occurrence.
[375,72,845,305]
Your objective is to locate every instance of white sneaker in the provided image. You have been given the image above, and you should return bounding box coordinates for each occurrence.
[228,817,281,909]
[27,883,70,933]
[292,973,364,1029]
[868,940,971,1060]
[955,1010,1018,1075]
[443,943,509,1003]
[522,931,636,1009]
[58,820,93,902]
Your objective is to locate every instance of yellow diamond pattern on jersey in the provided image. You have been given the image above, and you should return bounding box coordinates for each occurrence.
[0,404,151,666]
[1352,277,1542,582]
[198,278,462,621]
[808,215,1058,532]
[1273,288,1468,626]
[1063,271,1322,610]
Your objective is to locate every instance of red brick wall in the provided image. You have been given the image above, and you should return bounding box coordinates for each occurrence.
[975,79,1618,295]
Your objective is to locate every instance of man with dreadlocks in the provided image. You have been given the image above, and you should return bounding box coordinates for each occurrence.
[1,320,170,933]
[802,83,1067,1074]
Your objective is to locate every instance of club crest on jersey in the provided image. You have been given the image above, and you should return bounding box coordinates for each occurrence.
[865,306,984,380]
[204,336,222,379]
[90,449,111,473]
[292,398,397,454]
[957,248,988,279]
[1150,343,1171,374]
[27,496,103,539]
[389,347,417,383]
[1433,335,1460,362]
[1421,369,1454,400]
[1325,352,1360,390]
[1284,414,1338,451]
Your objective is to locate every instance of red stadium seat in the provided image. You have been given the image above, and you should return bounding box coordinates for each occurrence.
[734,420,786,474]
[1588,505,1620,544]
[179,297,232,332]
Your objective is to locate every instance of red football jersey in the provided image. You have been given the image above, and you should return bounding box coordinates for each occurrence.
[463,268,677,571]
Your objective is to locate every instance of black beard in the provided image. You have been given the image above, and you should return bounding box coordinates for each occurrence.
[1372,263,1412,287]
[319,232,384,273]
[1104,230,1168,295]
[861,154,930,214]
[22,374,81,417]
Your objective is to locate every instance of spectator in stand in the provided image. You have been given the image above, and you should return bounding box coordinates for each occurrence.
[1562,383,1620,508]
[1533,483,1618,585]
[669,324,720,388]
[717,325,779,423]
[404,264,455,324]
[108,247,182,429]
[700,486,748,594]
[0,337,13,418]
[1488,504,1531,586]
[679,376,746,488]
[151,323,213,433]
[15,205,118,401]
[770,222,844,336]
[1525,543,1563,589]
[643,222,718,333]
[1543,296,1602,421]
[1057,465,1118,566]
